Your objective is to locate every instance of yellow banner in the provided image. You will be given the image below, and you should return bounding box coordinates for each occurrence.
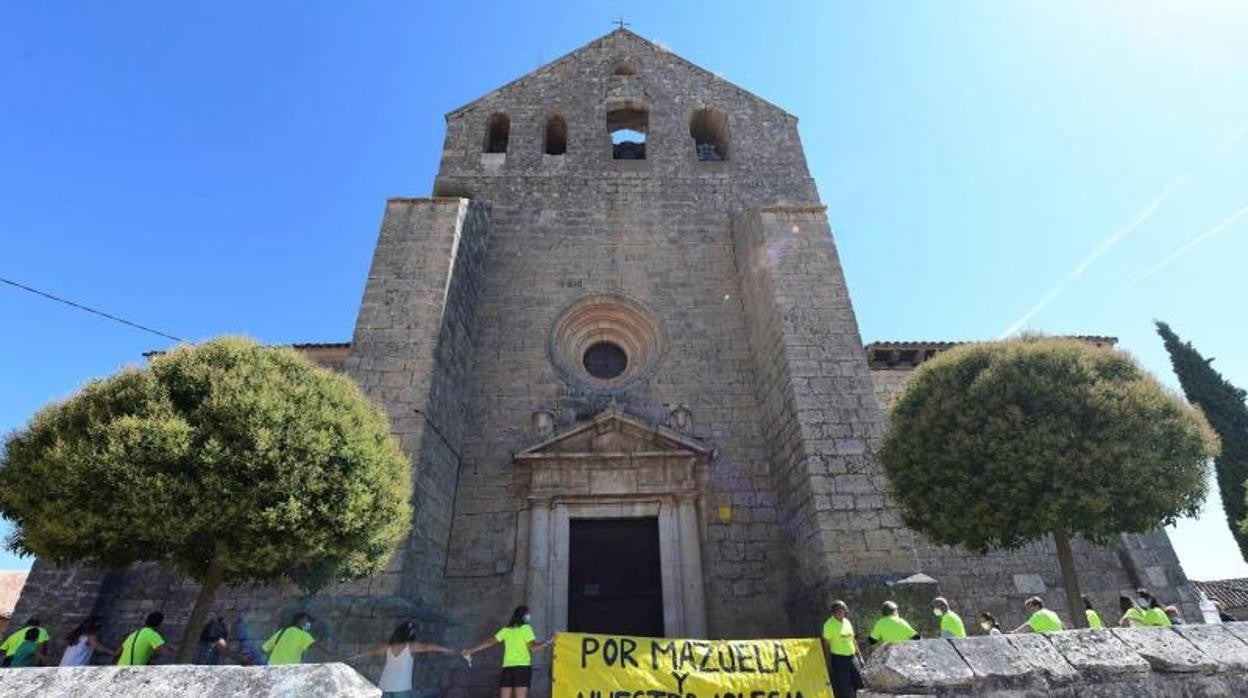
[552,632,832,698]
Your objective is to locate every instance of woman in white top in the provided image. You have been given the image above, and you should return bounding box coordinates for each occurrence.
[357,621,455,698]
[60,615,116,667]
[976,612,1003,636]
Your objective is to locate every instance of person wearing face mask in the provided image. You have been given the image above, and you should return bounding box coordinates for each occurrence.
[1119,594,1147,627]
[462,605,552,698]
[262,612,318,665]
[931,597,966,638]
[1136,589,1172,627]
[976,612,1002,635]
[1011,596,1063,634]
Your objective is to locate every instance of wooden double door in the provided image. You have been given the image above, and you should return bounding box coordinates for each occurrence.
[567,516,665,638]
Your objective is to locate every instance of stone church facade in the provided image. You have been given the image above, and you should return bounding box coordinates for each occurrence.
[12,29,1194,694]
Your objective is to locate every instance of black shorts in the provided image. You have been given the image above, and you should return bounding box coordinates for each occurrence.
[500,666,533,688]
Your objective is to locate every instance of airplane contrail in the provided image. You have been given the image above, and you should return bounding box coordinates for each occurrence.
[999,175,1189,338]
[999,124,1248,338]
[1127,204,1248,290]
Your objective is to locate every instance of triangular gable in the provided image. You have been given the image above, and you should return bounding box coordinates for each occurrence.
[516,407,711,457]
[445,28,794,120]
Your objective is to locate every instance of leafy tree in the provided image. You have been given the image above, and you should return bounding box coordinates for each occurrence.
[879,337,1217,627]
[1156,321,1248,560]
[0,337,411,661]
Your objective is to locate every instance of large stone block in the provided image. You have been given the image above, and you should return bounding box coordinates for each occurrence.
[1112,627,1219,673]
[1004,633,1079,686]
[1173,623,1248,671]
[1046,629,1151,681]
[862,639,974,692]
[0,663,379,697]
[948,634,1077,692]
[1222,621,1248,647]
[948,635,1040,690]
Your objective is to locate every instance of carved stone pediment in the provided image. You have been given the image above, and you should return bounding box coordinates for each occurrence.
[514,408,710,499]
[517,408,711,457]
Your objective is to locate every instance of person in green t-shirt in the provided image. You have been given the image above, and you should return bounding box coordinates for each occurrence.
[7,628,43,667]
[1134,589,1172,627]
[1011,596,1063,634]
[1144,605,1171,627]
[1,617,49,664]
[1119,595,1147,627]
[1081,596,1104,629]
[462,606,552,698]
[262,612,319,665]
[116,612,175,666]
[931,597,966,639]
[821,599,864,698]
[868,601,919,647]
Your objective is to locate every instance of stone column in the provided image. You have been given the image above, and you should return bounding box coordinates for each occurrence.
[676,495,708,638]
[526,499,552,638]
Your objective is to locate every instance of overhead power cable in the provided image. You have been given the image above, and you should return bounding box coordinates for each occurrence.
[1,275,185,343]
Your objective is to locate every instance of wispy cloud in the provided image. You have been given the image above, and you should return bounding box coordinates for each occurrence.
[1126,204,1248,290]
[999,124,1248,338]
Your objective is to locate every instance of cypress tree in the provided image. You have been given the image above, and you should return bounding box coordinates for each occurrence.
[1156,321,1248,560]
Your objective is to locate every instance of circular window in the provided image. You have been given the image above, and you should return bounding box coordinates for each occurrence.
[583,342,628,379]
[549,294,664,389]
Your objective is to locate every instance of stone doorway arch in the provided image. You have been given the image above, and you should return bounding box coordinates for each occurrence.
[514,408,711,638]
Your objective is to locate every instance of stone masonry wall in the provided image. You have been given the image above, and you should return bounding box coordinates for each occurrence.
[732,206,917,626]
[8,563,111,641]
[343,197,491,608]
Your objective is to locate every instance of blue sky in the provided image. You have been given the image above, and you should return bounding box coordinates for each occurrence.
[2,2,1246,581]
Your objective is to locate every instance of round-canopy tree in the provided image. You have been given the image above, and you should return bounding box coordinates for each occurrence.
[0,337,411,661]
[878,337,1218,627]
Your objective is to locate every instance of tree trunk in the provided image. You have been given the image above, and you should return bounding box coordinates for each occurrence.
[1052,529,1085,629]
[177,542,227,663]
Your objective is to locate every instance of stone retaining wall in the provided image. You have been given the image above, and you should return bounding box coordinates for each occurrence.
[0,663,379,698]
[863,622,1248,696]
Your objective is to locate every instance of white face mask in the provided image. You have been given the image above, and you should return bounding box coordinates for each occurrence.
[302,622,313,631]
[980,622,992,631]
[933,608,944,617]
[1138,598,1150,609]
[523,614,532,624]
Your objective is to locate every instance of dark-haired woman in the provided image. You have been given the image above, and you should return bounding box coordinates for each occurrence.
[1136,589,1172,627]
[1082,596,1104,630]
[462,606,552,698]
[356,621,456,698]
[1119,595,1147,627]
[60,615,115,666]
[976,612,1002,636]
